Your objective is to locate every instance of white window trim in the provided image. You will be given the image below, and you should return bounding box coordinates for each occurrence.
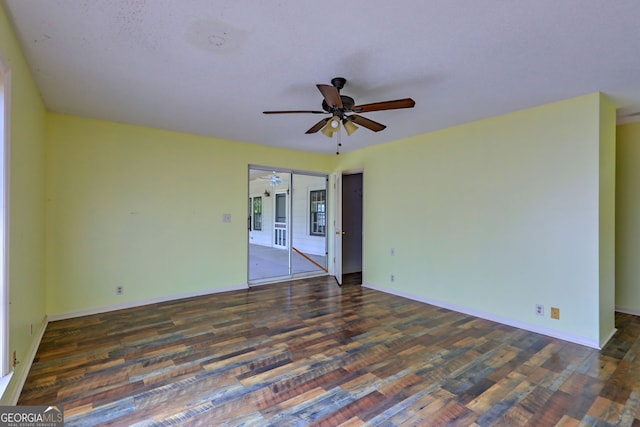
[250,196,262,231]
[308,186,326,237]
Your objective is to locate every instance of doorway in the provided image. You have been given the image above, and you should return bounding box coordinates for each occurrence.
[341,172,363,283]
[248,166,328,284]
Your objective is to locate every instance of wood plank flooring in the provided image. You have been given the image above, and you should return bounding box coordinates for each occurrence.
[18,275,640,426]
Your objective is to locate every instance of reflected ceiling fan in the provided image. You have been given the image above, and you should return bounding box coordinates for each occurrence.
[257,171,283,187]
[263,77,415,138]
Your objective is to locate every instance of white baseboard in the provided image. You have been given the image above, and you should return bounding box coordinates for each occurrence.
[47,284,248,321]
[615,305,640,316]
[364,282,602,349]
[3,315,48,405]
[600,327,618,349]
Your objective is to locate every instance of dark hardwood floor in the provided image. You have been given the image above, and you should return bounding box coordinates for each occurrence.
[18,275,640,426]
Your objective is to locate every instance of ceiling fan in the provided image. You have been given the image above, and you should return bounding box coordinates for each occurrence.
[263,77,415,137]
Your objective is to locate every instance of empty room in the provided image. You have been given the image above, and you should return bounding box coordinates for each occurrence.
[1,1,640,425]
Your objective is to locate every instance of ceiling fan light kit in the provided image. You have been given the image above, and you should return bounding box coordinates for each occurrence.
[343,119,358,136]
[320,123,336,138]
[264,77,415,153]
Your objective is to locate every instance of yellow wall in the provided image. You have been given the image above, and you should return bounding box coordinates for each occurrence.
[599,93,616,345]
[45,114,334,315]
[0,5,47,403]
[357,93,614,347]
[44,92,612,345]
[616,122,640,313]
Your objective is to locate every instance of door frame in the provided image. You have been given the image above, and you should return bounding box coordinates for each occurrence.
[332,169,364,285]
[332,172,342,285]
[0,61,10,378]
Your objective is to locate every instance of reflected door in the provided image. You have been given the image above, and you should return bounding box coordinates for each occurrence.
[274,192,287,249]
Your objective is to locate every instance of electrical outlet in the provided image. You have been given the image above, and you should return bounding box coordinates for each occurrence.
[535,304,544,316]
[116,286,124,295]
[551,307,560,320]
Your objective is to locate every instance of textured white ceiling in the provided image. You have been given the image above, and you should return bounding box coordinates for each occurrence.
[3,0,640,154]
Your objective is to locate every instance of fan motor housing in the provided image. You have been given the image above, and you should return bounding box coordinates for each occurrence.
[322,95,355,113]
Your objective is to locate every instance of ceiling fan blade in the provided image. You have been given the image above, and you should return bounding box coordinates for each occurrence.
[352,98,415,113]
[348,115,386,132]
[305,117,331,134]
[263,110,326,114]
[317,84,343,109]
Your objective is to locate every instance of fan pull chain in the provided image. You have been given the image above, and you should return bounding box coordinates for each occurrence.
[336,127,342,155]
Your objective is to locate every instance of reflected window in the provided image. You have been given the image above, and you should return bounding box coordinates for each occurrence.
[253,197,262,231]
[310,189,326,236]
[275,193,286,223]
